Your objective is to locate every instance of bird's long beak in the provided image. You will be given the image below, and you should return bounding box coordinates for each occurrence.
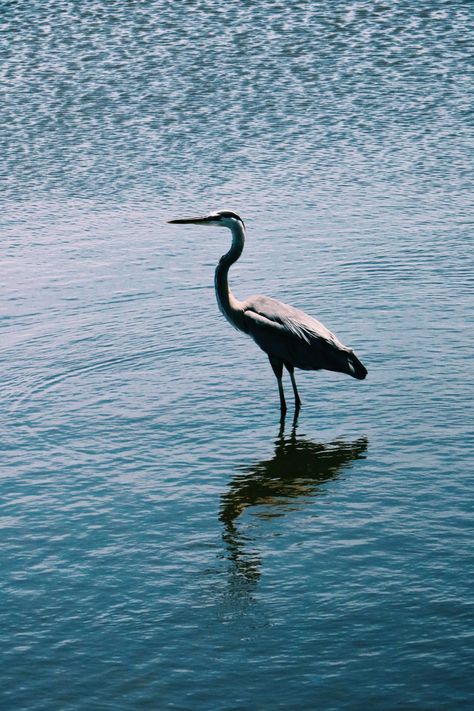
[167,216,213,225]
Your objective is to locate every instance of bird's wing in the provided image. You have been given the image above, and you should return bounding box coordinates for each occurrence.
[242,295,347,350]
[240,295,366,377]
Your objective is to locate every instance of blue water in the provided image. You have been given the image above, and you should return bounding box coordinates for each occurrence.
[2,1,473,709]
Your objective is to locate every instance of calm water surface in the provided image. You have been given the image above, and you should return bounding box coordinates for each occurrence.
[2,1,473,709]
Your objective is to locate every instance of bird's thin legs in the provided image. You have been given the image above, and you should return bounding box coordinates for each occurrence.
[277,378,287,418]
[268,356,287,418]
[277,405,300,440]
[285,363,302,413]
[269,358,303,419]
[290,405,300,431]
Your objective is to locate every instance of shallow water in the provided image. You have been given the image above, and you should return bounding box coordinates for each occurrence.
[2,1,474,709]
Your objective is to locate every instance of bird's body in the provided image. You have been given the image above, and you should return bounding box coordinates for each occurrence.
[239,294,366,377]
[168,210,367,416]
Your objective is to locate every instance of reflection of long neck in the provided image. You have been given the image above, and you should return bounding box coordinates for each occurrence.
[214,221,246,332]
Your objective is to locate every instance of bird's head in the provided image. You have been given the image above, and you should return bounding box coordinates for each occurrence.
[168,210,245,230]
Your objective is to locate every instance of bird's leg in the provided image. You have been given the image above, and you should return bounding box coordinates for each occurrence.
[285,363,302,413]
[268,356,286,417]
[277,379,287,420]
[290,408,299,435]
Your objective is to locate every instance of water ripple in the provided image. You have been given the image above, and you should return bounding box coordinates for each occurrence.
[1,1,474,710]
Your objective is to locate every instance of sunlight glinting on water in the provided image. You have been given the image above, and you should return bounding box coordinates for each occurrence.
[2,1,473,709]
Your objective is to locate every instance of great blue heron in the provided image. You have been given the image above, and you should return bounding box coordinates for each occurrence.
[168,210,367,415]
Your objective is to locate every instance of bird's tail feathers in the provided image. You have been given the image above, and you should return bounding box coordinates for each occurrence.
[345,351,367,380]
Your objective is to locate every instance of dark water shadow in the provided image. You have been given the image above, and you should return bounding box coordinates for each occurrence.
[219,419,368,596]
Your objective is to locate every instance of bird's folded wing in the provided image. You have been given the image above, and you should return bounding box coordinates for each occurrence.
[242,295,346,350]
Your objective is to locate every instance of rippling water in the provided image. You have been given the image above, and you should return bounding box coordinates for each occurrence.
[2,1,473,709]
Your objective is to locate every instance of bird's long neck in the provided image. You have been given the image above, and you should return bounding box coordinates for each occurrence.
[214,221,246,331]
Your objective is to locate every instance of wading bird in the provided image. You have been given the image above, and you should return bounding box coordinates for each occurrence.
[168,210,367,416]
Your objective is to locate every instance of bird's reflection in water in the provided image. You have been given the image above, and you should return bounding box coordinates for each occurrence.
[219,418,368,594]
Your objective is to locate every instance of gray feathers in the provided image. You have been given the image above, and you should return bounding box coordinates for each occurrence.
[169,209,367,414]
[242,295,366,379]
